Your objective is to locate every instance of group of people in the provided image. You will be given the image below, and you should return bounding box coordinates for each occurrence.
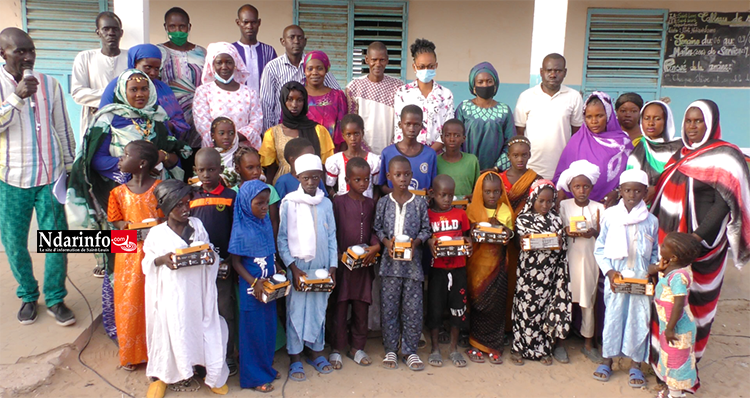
[1,3,749,398]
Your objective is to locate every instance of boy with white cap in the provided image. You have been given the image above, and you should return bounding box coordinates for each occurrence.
[592,168,658,388]
[277,153,338,382]
[557,159,605,363]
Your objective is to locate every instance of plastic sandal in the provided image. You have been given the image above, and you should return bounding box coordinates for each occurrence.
[593,364,612,381]
[254,383,274,393]
[210,384,229,395]
[448,351,467,368]
[581,346,603,363]
[629,368,647,388]
[403,354,425,371]
[329,352,343,370]
[382,352,398,370]
[306,355,334,374]
[428,351,443,367]
[488,351,503,365]
[347,349,372,366]
[553,346,569,364]
[289,361,306,382]
[465,348,485,363]
[146,380,167,398]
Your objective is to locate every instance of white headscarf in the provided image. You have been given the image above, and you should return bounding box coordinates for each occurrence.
[682,100,714,150]
[639,100,676,143]
[556,159,601,193]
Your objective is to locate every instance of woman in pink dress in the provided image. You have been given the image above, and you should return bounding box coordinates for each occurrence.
[303,51,348,151]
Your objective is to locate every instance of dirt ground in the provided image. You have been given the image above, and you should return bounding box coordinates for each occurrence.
[24,263,749,398]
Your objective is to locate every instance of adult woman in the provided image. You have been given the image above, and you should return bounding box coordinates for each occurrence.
[259,81,334,184]
[303,51,348,151]
[455,62,515,171]
[193,42,263,149]
[649,100,750,392]
[68,69,192,339]
[393,38,454,152]
[615,92,643,145]
[554,91,633,205]
[100,44,190,140]
[625,100,683,204]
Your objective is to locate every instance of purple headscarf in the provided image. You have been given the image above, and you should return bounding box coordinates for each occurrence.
[553,91,633,202]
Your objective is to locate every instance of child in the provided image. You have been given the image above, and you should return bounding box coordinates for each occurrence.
[278,154,338,382]
[511,180,571,366]
[107,140,161,371]
[190,148,238,376]
[378,105,437,194]
[557,159,605,363]
[210,116,240,188]
[374,156,432,371]
[234,147,281,237]
[650,232,702,398]
[465,172,514,365]
[593,169,658,387]
[436,119,480,198]
[143,179,229,398]
[325,114,380,199]
[228,180,280,393]
[274,138,328,200]
[426,175,470,368]
[330,157,381,369]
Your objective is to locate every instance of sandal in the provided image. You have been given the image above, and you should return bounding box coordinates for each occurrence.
[210,384,229,395]
[448,351,467,368]
[418,333,427,349]
[306,356,333,374]
[593,364,612,381]
[540,355,553,366]
[382,352,398,370]
[93,266,106,278]
[465,348,485,363]
[581,346,603,363]
[121,364,137,371]
[253,383,274,393]
[402,354,425,371]
[169,378,201,392]
[629,368,647,388]
[329,352,343,370]
[428,351,443,367]
[510,352,524,366]
[146,380,167,398]
[289,361,306,382]
[553,346,569,364]
[346,349,372,366]
[488,351,503,365]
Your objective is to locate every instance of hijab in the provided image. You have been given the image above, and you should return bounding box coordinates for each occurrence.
[681,99,721,152]
[280,81,321,155]
[127,44,162,69]
[554,91,633,202]
[516,179,563,235]
[302,51,331,73]
[201,42,249,85]
[466,171,513,227]
[228,180,275,258]
[626,100,682,186]
[468,62,499,96]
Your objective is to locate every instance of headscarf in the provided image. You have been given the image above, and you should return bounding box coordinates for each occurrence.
[127,44,162,69]
[553,91,633,201]
[516,179,564,236]
[302,51,331,73]
[280,81,322,155]
[625,100,682,186]
[466,171,513,227]
[681,100,721,151]
[556,159,600,193]
[601,170,650,260]
[228,180,275,258]
[201,42,249,85]
[153,179,194,216]
[468,62,499,96]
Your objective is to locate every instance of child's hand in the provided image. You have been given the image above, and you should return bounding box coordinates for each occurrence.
[664,327,677,345]
[606,270,622,293]
[501,226,513,245]
[155,253,177,270]
[252,278,265,301]
[329,269,337,288]
[383,238,394,252]
[289,264,306,291]
[582,227,598,239]
[427,238,437,257]
[363,244,380,266]
[488,217,501,226]
[657,257,670,272]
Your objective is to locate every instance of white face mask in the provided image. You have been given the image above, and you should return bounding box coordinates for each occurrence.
[214,72,234,84]
[415,68,436,83]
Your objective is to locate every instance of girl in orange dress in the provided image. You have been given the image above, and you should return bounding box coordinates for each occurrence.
[107,140,163,370]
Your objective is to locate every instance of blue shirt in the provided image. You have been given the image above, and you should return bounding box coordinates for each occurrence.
[377,144,437,190]
[274,172,329,200]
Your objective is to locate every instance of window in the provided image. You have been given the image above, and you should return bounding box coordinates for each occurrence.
[582,8,668,101]
[294,0,408,84]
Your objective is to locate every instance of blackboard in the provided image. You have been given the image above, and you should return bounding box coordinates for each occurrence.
[662,12,750,87]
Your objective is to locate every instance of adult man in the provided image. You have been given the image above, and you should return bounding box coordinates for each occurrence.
[0,28,77,326]
[259,25,340,131]
[345,41,403,155]
[71,12,128,141]
[514,53,583,180]
[232,4,277,96]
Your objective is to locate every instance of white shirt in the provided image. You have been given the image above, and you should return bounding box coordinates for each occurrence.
[237,42,260,96]
[514,84,583,179]
[324,152,381,198]
[393,80,454,147]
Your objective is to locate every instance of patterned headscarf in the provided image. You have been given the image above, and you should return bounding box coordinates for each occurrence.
[516,179,563,235]
[681,99,721,151]
[201,42,249,85]
[468,62,499,96]
[228,180,276,258]
[302,50,331,72]
[154,179,194,216]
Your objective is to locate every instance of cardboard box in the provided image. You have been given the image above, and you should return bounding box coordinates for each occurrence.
[613,275,654,296]
[435,236,472,257]
[260,275,291,303]
[172,243,213,268]
[522,233,561,251]
[126,220,159,241]
[299,275,334,292]
[341,244,380,270]
[392,239,413,261]
[472,223,509,244]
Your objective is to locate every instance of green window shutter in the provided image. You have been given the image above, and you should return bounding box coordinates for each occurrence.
[295,0,350,84]
[352,2,408,81]
[582,8,668,101]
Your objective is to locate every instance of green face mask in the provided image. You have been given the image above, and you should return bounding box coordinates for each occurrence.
[168,31,188,46]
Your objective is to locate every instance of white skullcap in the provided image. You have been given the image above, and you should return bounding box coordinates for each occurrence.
[556,160,601,192]
[619,168,649,186]
[294,153,323,175]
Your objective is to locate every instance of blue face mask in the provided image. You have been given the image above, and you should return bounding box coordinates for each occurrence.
[415,68,436,83]
[214,73,234,84]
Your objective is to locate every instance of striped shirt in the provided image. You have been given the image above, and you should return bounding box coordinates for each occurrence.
[259,53,341,131]
[0,67,76,188]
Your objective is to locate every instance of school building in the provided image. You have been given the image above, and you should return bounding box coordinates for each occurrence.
[2,0,748,151]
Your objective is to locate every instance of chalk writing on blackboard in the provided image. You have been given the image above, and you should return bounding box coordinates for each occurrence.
[663,12,750,87]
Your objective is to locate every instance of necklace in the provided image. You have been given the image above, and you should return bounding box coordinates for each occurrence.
[131,119,153,138]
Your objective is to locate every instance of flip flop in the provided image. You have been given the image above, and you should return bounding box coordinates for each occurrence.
[581,346,603,363]
[510,352,525,366]
[402,354,425,371]
[382,352,398,370]
[629,368,647,388]
[253,383,274,393]
[346,350,372,366]
[428,351,443,367]
[306,356,334,374]
[540,355,553,366]
[448,351,467,368]
[553,346,569,364]
[593,364,612,382]
[488,351,503,365]
[289,361,306,382]
[465,348,485,363]
[329,352,343,370]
